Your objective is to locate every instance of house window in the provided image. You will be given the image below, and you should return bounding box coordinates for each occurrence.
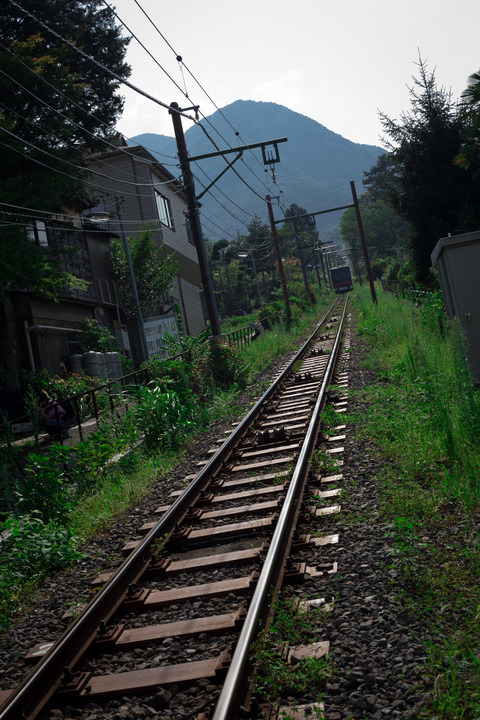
[26,220,48,246]
[154,189,175,230]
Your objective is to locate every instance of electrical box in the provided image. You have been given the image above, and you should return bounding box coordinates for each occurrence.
[431,230,480,383]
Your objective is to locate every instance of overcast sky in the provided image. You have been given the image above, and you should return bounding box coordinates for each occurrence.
[113,0,479,149]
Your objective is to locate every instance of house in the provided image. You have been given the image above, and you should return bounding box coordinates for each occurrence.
[0,145,206,413]
[0,214,121,422]
[88,144,206,359]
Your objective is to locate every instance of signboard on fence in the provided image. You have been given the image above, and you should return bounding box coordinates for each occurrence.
[144,314,180,358]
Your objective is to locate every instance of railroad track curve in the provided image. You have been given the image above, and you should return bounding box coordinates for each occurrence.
[0,295,350,720]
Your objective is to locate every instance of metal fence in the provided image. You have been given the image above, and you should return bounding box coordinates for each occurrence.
[5,321,266,445]
[221,321,264,351]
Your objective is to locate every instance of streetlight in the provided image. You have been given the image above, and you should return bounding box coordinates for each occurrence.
[238,249,262,308]
[85,196,149,362]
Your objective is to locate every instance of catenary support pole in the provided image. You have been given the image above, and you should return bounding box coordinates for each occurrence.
[170,102,221,336]
[266,195,292,325]
[350,180,377,304]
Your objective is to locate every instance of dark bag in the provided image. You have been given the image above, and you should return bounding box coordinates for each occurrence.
[57,398,75,421]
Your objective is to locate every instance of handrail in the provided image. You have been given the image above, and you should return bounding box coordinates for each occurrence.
[6,324,264,440]
[5,349,192,443]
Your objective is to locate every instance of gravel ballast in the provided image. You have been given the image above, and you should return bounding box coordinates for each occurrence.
[0,322,435,719]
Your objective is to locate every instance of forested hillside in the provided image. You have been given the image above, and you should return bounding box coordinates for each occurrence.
[131,100,385,239]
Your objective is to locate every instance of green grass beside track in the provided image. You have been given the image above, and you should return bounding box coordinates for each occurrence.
[0,294,336,631]
[351,286,480,720]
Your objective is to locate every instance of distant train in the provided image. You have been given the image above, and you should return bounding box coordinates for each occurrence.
[330,265,353,293]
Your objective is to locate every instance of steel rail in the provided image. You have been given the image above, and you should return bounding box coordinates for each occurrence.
[212,296,348,720]
[0,298,342,720]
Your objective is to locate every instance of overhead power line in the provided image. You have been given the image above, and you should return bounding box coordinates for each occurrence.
[4,0,295,234]
[101,0,186,99]
[98,0,284,203]
[6,0,195,121]
[0,121,177,191]
[0,41,179,164]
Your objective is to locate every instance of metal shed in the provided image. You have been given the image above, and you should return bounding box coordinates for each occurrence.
[431,230,480,383]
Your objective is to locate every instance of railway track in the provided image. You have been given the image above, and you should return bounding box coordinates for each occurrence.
[0,296,351,720]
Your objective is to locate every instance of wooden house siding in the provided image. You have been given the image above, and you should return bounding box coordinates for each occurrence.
[90,145,206,336]
[170,277,205,337]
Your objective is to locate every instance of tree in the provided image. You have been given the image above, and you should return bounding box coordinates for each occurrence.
[0,0,130,294]
[340,190,410,263]
[110,228,178,319]
[378,56,479,284]
[455,69,480,175]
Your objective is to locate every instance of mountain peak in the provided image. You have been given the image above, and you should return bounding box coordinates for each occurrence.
[131,99,384,238]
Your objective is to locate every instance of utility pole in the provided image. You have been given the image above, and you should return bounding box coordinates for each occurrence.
[290,208,314,303]
[317,247,329,289]
[238,250,262,308]
[350,180,377,304]
[222,250,234,312]
[170,102,222,336]
[350,237,363,286]
[115,197,149,362]
[266,195,292,325]
[304,246,322,290]
[308,234,322,290]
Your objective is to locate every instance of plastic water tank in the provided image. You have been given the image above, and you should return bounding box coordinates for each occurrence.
[96,353,107,379]
[104,351,121,379]
[69,354,83,374]
[82,351,104,378]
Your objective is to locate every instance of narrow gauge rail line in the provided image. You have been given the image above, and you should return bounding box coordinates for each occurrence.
[0,296,348,720]
[212,297,348,720]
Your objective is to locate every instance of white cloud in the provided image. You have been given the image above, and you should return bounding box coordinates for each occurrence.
[251,70,304,106]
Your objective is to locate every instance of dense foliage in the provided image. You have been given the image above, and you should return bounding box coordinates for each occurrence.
[110,227,178,318]
[353,287,480,718]
[0,298,328,629]
[343,58,480,287]
[455,68,480,175]
[208,209,332,320]
[0,0,130,294]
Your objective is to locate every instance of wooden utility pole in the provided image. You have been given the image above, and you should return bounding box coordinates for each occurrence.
[350,180,377,304]
[170,102,222,336]
[266,195,292,325]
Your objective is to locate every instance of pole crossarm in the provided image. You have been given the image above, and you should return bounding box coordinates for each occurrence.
[188,137,287,163]
[191,137,287,201]
[273,203,354,225]
[196,151,244,201]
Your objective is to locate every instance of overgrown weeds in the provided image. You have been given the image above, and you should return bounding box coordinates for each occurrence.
[0,296,335,631]
[249,592,331,704]
[352,285,480,719]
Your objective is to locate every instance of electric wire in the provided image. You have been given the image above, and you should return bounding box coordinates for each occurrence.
[0,137,174,200]
[200,218,238,242]
[6,0,195,121]
[101,0,186,100]
[0,119,179,190]
[0,203,179,232]
[0,41,179,165]
[4,0,298,237]
[192,171,254,226]
[1,38,266,226]
[14,0,285,226]
[100,0,285,205]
